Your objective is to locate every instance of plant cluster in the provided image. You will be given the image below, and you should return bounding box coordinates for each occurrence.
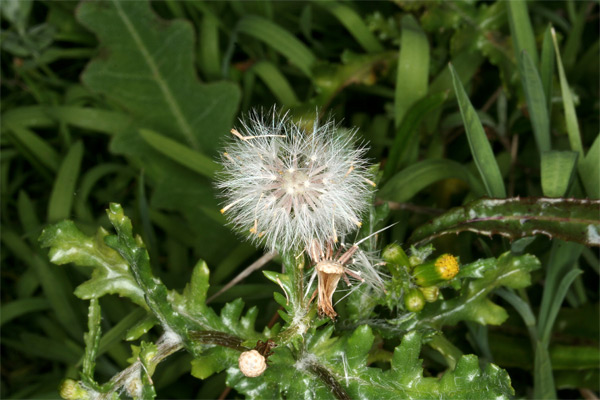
[1,1,598,399]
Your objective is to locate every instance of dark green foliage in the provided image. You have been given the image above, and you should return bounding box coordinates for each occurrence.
[2,0,598,399]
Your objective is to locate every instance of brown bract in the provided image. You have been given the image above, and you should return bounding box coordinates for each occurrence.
[308,240,364,319]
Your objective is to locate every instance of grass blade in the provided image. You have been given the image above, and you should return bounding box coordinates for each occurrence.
[378,159,485,203]
[49,107,132,135]
[47,140,84,222]
[540,25,555,113]
[450,63,506,198]
[541,151,578,197]
[383,92,448,181]
[252,61,299,106]
[507,0,539,67]
[551,28,584,158]
[317,1,383,53]
[199,11,221,80]
[237,15,316,77]
[395,15,430,127]
[8,126,60,171]
[580,134,600,199]
[541,268,583,347]
[534,340,556,399]
[519,50,551,153]
[0,297,50,326]
[139,129,219,179]
[3,230,83,339]
[562,1,588,70]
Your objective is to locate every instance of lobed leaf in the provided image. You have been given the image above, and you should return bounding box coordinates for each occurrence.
[39,220,145,306]
[228,328,514,399]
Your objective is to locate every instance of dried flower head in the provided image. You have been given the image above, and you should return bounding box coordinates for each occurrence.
[217,110,375,253]
[306,229,388,319]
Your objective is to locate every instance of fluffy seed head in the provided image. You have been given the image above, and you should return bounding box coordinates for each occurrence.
[217,110,375,253]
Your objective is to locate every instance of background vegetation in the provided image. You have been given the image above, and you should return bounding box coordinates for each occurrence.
[1,0,598,399]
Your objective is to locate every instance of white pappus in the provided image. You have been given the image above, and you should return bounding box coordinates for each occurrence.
[216,109,376,254]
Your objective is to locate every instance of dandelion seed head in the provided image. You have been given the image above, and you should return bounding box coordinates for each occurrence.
[217,109,374,253]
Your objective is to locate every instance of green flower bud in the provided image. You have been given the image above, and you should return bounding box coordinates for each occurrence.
[382,244,410,266]
[408,255,422,267]
[412,254,459,286]
[419,286,440,302]
[404,288,426,312]
[60,379,89,400]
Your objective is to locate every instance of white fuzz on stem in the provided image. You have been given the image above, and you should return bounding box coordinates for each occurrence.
[217,109,375,253]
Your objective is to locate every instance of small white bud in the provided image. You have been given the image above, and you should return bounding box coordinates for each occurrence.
[238,349,267,378]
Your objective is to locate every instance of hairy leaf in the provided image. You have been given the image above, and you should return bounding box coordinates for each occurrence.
[409,197,600,247]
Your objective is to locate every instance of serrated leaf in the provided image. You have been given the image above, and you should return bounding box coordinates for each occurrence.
[228,327,514,399]
[39,220,145,306]
[409,197,600,247]
[174,260,263,340]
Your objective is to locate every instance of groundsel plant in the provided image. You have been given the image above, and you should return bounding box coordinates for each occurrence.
[216,109,376,254]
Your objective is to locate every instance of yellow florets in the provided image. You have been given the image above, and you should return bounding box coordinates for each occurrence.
[435,254,459,280]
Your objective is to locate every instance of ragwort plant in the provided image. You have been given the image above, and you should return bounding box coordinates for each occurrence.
[2,0,599,399]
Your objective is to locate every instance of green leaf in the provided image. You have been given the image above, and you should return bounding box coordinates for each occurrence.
[450,64,506,198]
[317,1,383,53]
[48,106,133,136]
[541,151,578,197]
[236,15,317,77]
[539,268,582,347]
[551,28,584,159]
[383,91,448,180]
[409,197,600,247]
[39,220,145,306]
[534,340,556,399]
[4,229,83,340]
[7,126,60,171]
[228,328,514,399]
[379,159,485,203]
[77,0,239,154]
[507,0,539,67]
[395,15,430,126]
[139,128,219,179]
[47,140,83,222]
[540,25,555,112]
[518,50,551,153]
[198,11,221,80]
[103,203,192,341]
[191,346,238,380]
[173,259,264,340]
[580,134,600,199]
[252,61,300,107]
[0,297,49,326]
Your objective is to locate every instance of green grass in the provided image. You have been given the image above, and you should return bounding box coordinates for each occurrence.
[1,1,598,399]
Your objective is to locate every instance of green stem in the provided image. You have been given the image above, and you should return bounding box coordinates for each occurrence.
[427,333,463,370]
